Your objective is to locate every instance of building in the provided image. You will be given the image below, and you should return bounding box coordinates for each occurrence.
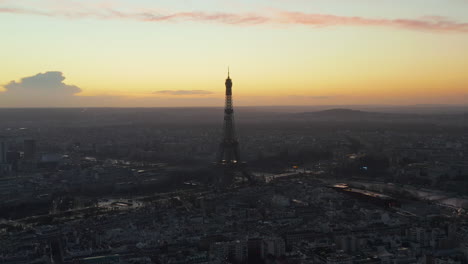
[24,139,37,160]
[263,237,286,258]
[313,247,354,264]
[0,139,6,164]
[0,139,12,176]
[210,240,248,263]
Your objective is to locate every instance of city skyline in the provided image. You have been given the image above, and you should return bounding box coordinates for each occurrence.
[1,0,468,107]
[1,2,468,262]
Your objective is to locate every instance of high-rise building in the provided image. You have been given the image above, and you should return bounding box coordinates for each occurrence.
[0,138,12,176]
[263,237,286,258]
[0,139,7,164]
[23,139,37,160]
[210,240,248,263]
[6,151,21,172]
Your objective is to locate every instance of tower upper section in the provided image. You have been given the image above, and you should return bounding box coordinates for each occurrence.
[225,70,232,96]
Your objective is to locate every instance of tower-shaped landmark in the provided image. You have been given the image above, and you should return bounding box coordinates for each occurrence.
[217,69,241,165]
[216,70,253,183]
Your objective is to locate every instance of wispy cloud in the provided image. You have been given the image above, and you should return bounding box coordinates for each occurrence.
[153,90,214,95]
[1,4,468,33]
[277,11,468,33]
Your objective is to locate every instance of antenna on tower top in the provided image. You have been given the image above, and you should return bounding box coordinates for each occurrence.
[228,67,230,78]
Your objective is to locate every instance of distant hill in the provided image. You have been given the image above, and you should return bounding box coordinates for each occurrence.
[301,108,371,117]
[292,108,468,124]
[293,108,422,121]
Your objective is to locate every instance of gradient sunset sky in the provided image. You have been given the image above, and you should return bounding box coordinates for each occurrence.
[1,0,468,107]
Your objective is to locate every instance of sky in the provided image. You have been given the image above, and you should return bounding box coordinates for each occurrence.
[1,0,468,107]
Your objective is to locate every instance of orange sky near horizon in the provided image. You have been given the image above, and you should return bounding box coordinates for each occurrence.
[1,0,467,107]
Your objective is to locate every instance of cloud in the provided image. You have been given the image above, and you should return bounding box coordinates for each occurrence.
[1,71,82,106]
[277,11,468,33]
[140,11,268,25]
[3,71,81,95]
[0,72,218,107]
[1,4,468,33]
[153,90,214,95]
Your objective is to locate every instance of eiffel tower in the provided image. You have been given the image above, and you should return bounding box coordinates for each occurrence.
[216,70,253,184]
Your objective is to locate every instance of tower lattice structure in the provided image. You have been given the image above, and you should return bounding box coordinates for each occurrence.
[216,70,253,184]
[217,70,241,166]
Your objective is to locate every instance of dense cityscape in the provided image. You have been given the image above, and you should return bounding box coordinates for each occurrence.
[3,0,468,262]
[1,75,467,264]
